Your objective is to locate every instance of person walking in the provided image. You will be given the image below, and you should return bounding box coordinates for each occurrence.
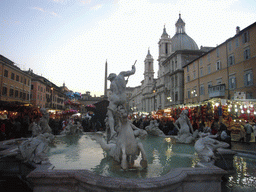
[243,120,253,145]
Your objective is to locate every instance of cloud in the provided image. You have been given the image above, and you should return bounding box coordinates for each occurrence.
[32,7,46,12]
[31,7,59,17]
[80,0,91,4]
[50,11,59,17]
[90,4,103,11]
[51,0,65,2]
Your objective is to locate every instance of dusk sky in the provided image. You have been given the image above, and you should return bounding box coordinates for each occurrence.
[1,0,256,96]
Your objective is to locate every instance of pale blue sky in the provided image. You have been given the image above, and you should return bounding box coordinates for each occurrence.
[1,0,256,96]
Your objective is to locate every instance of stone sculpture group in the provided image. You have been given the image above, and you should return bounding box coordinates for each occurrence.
[174,109,198,143]
[145,119,165,137]
[94,64,148,170]
[19,108,54,164]
[60,121,83,135]
[194,132,230,163]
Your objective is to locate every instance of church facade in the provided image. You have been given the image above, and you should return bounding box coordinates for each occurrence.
[129,14,211,114]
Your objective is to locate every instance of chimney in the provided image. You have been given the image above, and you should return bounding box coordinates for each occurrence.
[236,26,240,34]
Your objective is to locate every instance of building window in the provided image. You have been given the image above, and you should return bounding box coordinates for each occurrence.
[193,71,196,79]
[216,48,219,57]
[244,70,253,86]
[165,43,168,54]
[228,41,232,52]
[21,77,23,83]
[242,31,249,43]
[207,82,212,93]
[24,78,27,85]
[235,38,239,47]
[20,91,23,98]
[216,78,222,85]
[4,70,8,77]
[200,68,203,77]
[244,47,250,60]
[38,86,40,91]
[27,93,29,100]
[207,54,210,63]
[193,62,195,69]
[187,89,190,99]
[175,92,178,101]
[9,88,14,97]
[187,75,190,82]
[16,75,19,82]
[228,55,235,66]
[247,92,253,99]
[208,64,211,74]
[31,84,34,90]
[11,73,15,80]
[200,58,202,66]
[175,76,178,87]
[200,84,205,95]
[229,76,236,89]
[15,90,19,98]
[216,61,221,70]
[23,92,26,100]
[175,61,177,69]
[2,87,7,95]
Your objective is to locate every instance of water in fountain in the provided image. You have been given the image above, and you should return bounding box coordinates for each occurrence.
[48,134,199,178]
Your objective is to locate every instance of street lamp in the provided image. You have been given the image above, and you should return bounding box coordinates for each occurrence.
[167,96,172,102]
[152,85,157,111]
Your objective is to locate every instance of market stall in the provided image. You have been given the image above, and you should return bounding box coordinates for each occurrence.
[161,99,256,142]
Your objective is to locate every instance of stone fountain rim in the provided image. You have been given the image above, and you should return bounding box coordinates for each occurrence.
[27,164,226,190]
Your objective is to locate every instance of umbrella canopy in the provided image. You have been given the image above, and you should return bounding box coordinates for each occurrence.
[85,104,96,112]
[86,104,96,109]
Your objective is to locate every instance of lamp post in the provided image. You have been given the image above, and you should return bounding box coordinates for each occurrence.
[152,87,157,111]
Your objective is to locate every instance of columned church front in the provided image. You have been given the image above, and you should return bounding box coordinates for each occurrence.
[130,14,210,114]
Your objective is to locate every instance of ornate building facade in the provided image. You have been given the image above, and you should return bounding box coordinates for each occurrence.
[129,14,210,113]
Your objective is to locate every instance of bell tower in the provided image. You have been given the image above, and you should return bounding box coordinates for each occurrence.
[158,25,171,77]
[144,48,154,86]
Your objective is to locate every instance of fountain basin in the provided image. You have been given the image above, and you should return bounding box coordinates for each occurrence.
[26,133,226,191]
[27,165,225,192]
[47,134,199,178]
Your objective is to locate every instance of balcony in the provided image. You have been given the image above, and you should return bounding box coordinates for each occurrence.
[208,84,226,98]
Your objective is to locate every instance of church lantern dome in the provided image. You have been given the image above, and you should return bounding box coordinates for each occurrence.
[171,14,199,52]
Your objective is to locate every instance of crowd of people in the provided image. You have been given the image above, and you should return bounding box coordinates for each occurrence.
[1,109,255,146]
[130,115,256,145]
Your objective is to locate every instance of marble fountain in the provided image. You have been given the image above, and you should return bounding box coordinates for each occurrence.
[0,66,240,192]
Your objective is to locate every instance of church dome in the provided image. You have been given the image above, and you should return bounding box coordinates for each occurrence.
[171,33,199,51]
[171,14,199,52]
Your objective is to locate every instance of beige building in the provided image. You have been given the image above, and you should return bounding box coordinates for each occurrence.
[184,22,256,104]
[25,69,66,111]
[0,55,32,104]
